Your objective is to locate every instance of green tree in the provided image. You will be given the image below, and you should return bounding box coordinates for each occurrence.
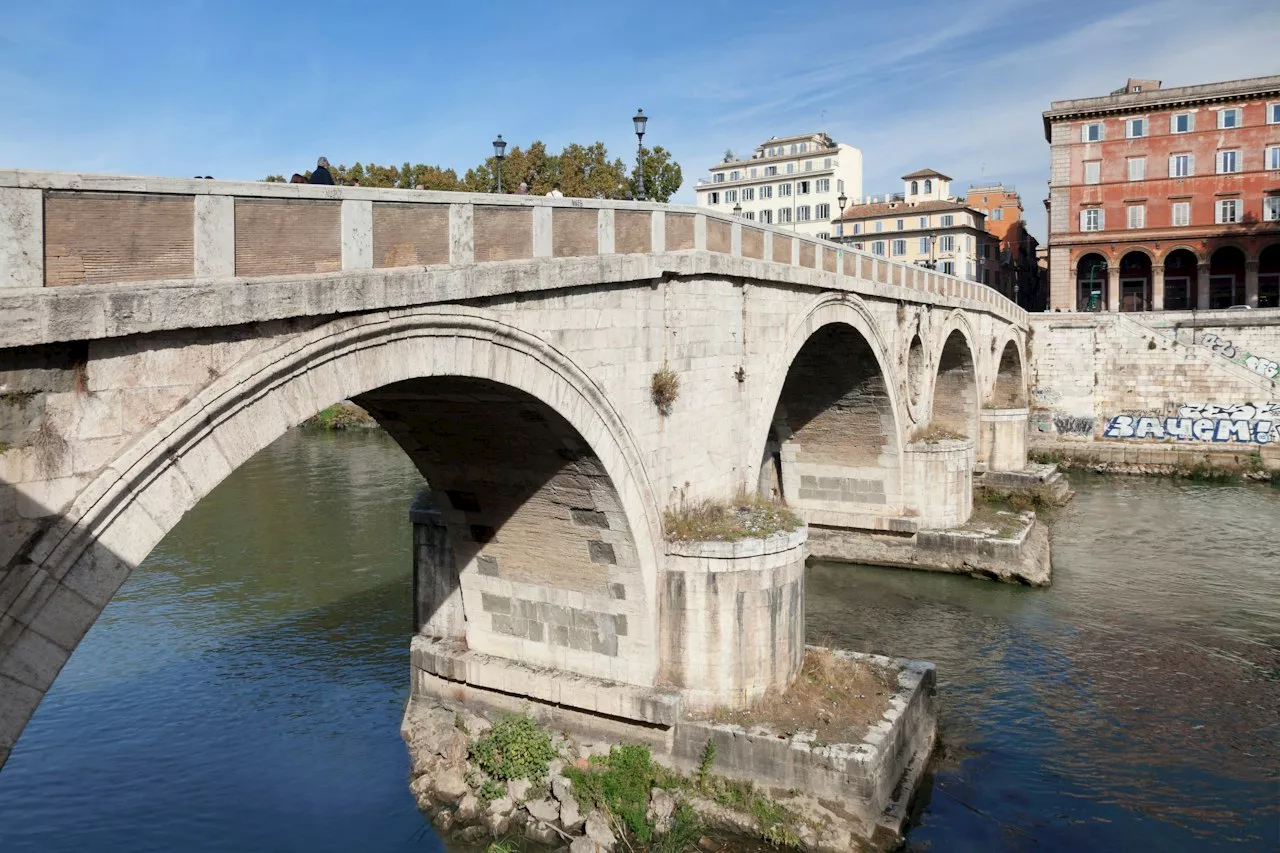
[630,145,683,202]
[264,174,286,183]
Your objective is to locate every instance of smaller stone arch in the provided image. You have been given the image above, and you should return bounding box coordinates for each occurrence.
[929,316,981,443]
[1209,245,1248,308]
[990,338,1027,408]
[1156,243,1202,265]
[1162,247,1200,310]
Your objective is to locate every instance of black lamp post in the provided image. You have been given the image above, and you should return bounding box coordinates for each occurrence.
[837,193,847,239]
[733,202,742,217]
[492,134,507,193]
[633,109,648,201]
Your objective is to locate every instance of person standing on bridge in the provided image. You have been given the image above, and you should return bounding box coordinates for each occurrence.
[309,157,335,185]
[546,183,563,198]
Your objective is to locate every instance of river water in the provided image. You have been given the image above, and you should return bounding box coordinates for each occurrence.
[0,430,1276,851]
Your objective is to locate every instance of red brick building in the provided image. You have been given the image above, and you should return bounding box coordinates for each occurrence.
[1043,75,1280,312]
[965,183,1043,309]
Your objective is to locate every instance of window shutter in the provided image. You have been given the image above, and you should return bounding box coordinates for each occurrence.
[1079,210,1087,230]
[1098,210,1105,230]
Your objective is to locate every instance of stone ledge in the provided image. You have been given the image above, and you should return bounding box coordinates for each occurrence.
[664,526,806,560]
[411,635,683,726]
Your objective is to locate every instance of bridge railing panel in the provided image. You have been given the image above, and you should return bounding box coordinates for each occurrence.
[0,170,1029,329]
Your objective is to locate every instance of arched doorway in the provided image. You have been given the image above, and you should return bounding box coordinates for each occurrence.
[1163,249,1198,310]
[1259,244,1280,309]
[1076,253,1108,311]
[1209,246,1246,308]
[1118,251,1152,311]
[765,323,902,516]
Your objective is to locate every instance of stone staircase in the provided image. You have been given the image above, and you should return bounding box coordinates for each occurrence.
[1113,313,1278,397]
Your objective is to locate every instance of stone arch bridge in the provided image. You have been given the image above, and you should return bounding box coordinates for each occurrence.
[0,172,1030,768]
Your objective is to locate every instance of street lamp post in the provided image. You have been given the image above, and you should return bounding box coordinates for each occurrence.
[733,202,742,217]
[492,135,507,193]
[929,234,937,270]
[633,109,648,201]
[837,193,847,240]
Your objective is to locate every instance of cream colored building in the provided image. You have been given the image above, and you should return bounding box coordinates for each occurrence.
[694,133,864,239]
[833,169,1000,284]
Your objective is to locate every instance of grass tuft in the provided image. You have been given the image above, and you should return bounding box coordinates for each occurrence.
[911,423,967,443]
[651,365,680,417]
[663,491,801,543]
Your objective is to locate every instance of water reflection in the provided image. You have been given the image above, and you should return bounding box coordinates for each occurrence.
[0,430,441,853]
[809,473,1280,851]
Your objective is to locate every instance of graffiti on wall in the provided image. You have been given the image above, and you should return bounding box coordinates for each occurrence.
[1102,402,1280,444]
[1052,414,1095,436]
[1200,334,1279,380]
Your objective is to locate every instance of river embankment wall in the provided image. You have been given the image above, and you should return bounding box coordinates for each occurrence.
[1027,310,1280,473]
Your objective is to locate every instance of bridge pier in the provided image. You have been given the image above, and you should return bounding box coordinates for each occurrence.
[980,408,1029,473]
[903,439,974,528]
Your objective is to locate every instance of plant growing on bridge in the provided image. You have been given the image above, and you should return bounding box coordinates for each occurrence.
[468,713,558,784]
[663,492,801,542]
[651,365,680,416]
[911,423,966,443]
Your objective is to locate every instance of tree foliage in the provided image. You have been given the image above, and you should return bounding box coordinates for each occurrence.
[262,140,683,201]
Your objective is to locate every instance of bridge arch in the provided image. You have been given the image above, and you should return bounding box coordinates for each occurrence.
[929,313,981,443]
[753,295,905,516]
[4,308,663,757]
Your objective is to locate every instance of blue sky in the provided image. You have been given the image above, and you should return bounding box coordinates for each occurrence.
[2,0,1277,240]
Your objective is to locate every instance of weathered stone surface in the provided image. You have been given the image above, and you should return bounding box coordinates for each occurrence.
[525,797,560,823]
[456,793,480,822]
[583,812,616,852]
[646,787,676,835]
[506,778,532,803]
[433,768,469,803]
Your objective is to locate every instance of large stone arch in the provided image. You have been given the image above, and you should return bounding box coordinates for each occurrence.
[930,313,982,444]
[0,308,663,763]
[752,295,906,520]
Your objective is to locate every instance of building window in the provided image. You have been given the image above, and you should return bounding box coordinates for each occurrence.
[1127,157,1146,181]
[797,180,811,195]
[816,178,830,193]
[760,209,773,224]
[1263,197,1280,221]
[853,242,864,251]
[871,241,886,256]
[990,208,1004,220]
[875,221,884,233]
[777,207,792,223]
[983,269,991,285]
[743,187,755,201]
[941,261,955,275]
[708,191,720,204]
[760,185,773,199]
[1084,161,1101,184]
[940,214,954,227]
[749,167,757,178]
[790,144,798,154]
[1215,199,1240,224]
[1269,103,1280,124]
[1267,145,1280,170]
[1081,122,1103,142]
[1171,112,1194,133]
[896,218,905,230]
[1127,205,1145,229]
[924,179,932,193]
[815,203,830,219]
[804,161,813,172]
[725,189,737,202]
[786,163,795,174]
[939,235,955,252]
[765,166,777,176]
[1172,202,1190,226]
[1218,108,1242,129]
[799,143,807,152]
[918,236,930,253]
[1126,117,1148,138]
[778,183,792,197]
[1217,150,1240,174]
[743,211,755,221]
[816,231,830,240]
[910,180,919,195]
[796,205,812,222]
[713,173,725,183]
[853,223,862,235]
[918,216,928,228]
[1170,153,1192,177]
[729,170,740,181]
[892,239,907,256]
[1080,208,1104,231]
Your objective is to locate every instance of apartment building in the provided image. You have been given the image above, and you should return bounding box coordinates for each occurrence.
[694,133,863,239]
[831,169,999,284]
[1043,75,1280,311]
[965,183,1042,308]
